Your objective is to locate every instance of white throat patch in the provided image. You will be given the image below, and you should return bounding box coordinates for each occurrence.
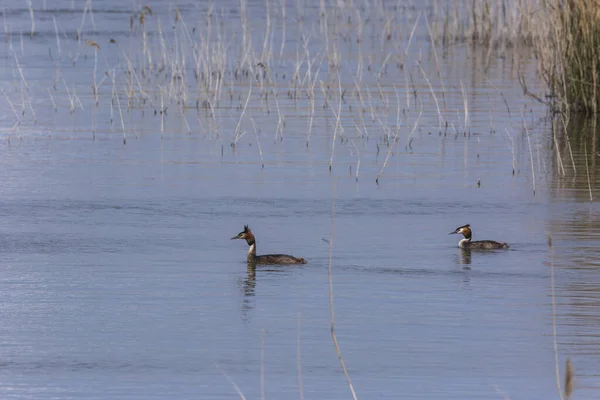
[458,238,470,248]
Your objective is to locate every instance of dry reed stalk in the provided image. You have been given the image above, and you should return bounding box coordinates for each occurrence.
[376,88,403,183]
[556,112,577,176]
[567,138,576,176]
[239,0,250,72]
[305,51,324,145]
[404,11,421,56]
[297,312,304,400]
[584,142,593,201]
[157,20,169,82]
[407,100,424,149]
[349,138,361,182]
[250,115,265,168]
[548,234,564,400]
[298,36,313,89]
[278,0,287,65]
[425,14,447,110]
[260,0,273,66]
[417,62,443,132]
[233,80,253,146]
[260,329,266,400]
[403,66,411,110]
[306,75,318,147]
[19,30,25,56]
[487,95,495,134]
[47,88,57,112]
[108,68,116,123]
[114,87,127,144]
[76,1,88,44]
[2,9,9,49]
[3,90,21,125]
[160,88,165,133]
[552,123,566,176]
[486,78,514,142]
[141,6,153,77]
[355,7,364,50]
[521,108,536,194]
[220,367,248,400]
[352,78,368,140]
[504,128,517,175]
[86,40,100,106]
[460,80,470,135]
[179,105,191,134]
[378,52,392,80]
[87,0,96,29]
[52,17,62,59]
[455,109,463,137]
[327,74,344,171]
[12,51,28,94]
[27,0,35,36]
[62,78,77,113]
[273,88,285,141]
[327,182,358,400]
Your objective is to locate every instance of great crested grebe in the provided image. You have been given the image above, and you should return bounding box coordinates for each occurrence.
[449,224,509,250]
[231,225,307,265]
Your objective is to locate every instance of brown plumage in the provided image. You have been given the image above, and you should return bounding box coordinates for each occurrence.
[449,224,509,250]
[231,225,307,265]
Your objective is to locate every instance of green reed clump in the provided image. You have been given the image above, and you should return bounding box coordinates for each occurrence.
[432,0,600,117]
[537,0,600,115]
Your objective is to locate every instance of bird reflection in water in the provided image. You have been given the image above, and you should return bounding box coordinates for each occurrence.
[458,248,472,268]
[242,261,257,297]
[240,261,288,299]
[239,262,257,319]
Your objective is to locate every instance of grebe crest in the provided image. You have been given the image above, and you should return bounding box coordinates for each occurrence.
[448,224,509,250]
[231,225,307,265]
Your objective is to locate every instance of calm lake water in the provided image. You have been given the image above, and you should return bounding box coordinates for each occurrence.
[0,0,599,399]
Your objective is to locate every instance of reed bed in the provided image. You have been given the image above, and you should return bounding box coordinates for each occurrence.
[532,0,600,115]
[0,0,572,184]
[430,0,600,117]
[2,4,540,118]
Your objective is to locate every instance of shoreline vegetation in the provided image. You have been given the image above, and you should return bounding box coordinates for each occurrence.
[1,0,596,157]
[4,0,597,136]
[3,0,598,137]
[0,0,596,204]
[0,0,595,192]
[1,0,597,153]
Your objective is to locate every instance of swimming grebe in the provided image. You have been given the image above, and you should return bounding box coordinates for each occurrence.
[449,224,509,250]
[230,225,307,265]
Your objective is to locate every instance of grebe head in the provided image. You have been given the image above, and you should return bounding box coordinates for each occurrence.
[231,225,256,245]
[449,224,472,239]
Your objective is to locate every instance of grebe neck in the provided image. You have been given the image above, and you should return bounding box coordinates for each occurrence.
[247,240,256,262]
[459,237,471,248]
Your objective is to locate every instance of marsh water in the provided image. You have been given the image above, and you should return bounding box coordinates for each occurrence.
[0,0,599,399]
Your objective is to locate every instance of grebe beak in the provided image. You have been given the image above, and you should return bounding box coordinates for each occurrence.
[231,235,241,240]
[448,230,458,235]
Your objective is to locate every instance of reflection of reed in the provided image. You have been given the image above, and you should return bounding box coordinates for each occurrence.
[547,208,600,359]
[552,119,600,200]
[547,210,600,269]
